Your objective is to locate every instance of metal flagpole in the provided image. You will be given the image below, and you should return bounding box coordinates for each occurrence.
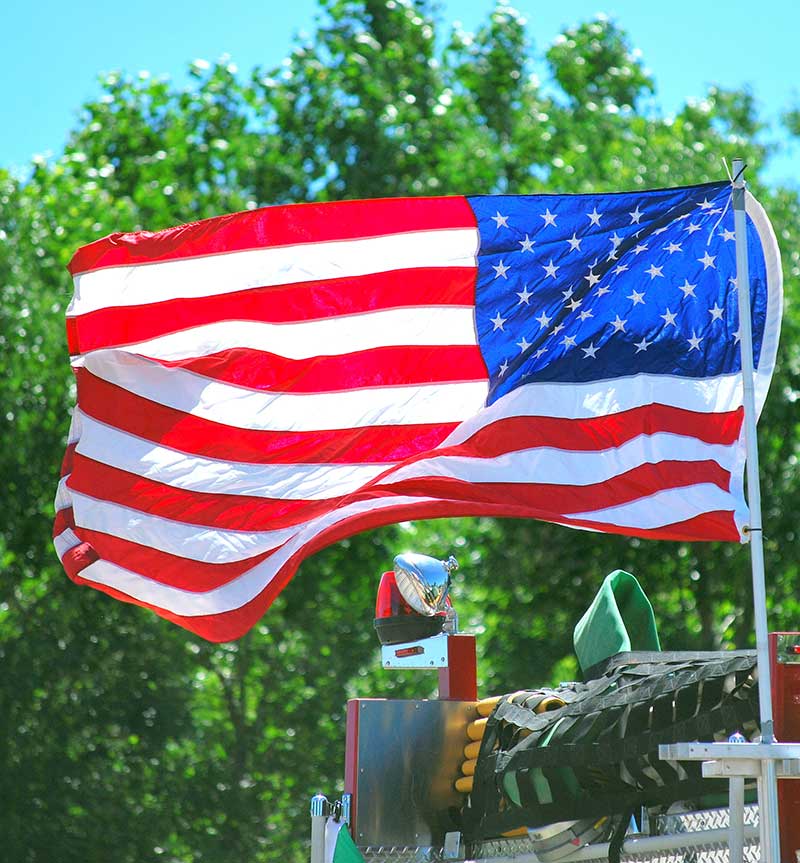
[731,158,781,860]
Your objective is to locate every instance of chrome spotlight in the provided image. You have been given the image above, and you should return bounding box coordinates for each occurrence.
[393,552,458,616]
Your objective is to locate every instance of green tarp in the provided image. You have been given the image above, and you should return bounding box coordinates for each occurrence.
[573,570,661,673]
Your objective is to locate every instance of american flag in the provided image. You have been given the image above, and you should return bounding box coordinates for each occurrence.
[54,181,782,641]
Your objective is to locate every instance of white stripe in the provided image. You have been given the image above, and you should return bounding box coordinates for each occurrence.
[81,352,489,431]
[54,527,81,558]
[569,483,742,529]
[382,432,737,490]
[745,191,783,414]
[66,409,82,445]
[55,475,72,512]
[68,228,479,315]
[68,493,439,616]
[729,193,782,540]
[442,373,743,448]
[73,306,479,363]
[76,413,389,500]
[68,488,299,563]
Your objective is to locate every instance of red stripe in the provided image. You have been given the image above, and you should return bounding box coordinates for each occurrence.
[447,404,743,455]
[75,366,741,465]
[558,510,739,542]
[66,267,477,354]
[61,542,101,580]
[62,500,735,643]
[377,459,731,512]
[65,448,731,535]
[53,507,73,538]
[152,345,487,393]
[68,196,476,275]
[60,444,75,477]
[56,506,277,592]
[75,368,457,464]
[67,455,338,530]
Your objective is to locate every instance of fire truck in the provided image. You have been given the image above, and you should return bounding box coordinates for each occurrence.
[309,553,800,863]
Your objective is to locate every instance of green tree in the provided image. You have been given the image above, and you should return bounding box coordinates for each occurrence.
[2,1,799,860]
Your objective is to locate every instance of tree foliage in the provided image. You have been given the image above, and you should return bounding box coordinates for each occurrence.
[2,1,799,860]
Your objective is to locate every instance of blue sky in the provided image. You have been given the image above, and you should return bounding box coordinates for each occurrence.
[3,0,797,186]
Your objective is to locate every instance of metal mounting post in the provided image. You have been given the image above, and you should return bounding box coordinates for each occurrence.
[310,793,329,863]
[731,157,781,860]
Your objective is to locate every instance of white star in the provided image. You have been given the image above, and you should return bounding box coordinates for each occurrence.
[551,323,565,336]
[567,297,582,311]
[729,276,738,289]
[653,226,668,235]
[610,315,627,333]
[634,336,651,353]
[490,311,506,331]
[542,259,559,279]
[582,342,599,359]
[633,243,648,255]
[561,287,574,301]
[687,331,703,351]
[578,309,594,321]
[628,289,646,305]
[733,327,742,343]
[540,208,557,227]
[492,260,510,279]
[491,211,509,229]
[613,263,629,275]
[566,232,582,251]
[698,251,716,269]
[498,359,510,377]
[587,207,602,226]
[720,228,735,242]
[609,232,623,249]
[678,279,697,298]
[517,336,532,353]
[516,285,533,305]
[535,310,551,329]
[664,242,682,254]
[629,205,643,224]
[596,286,611,297]
[708,303,724,321]
[519,234,536,252]
[561,334,577,348]
[645,264,663,279]
[584,269,600,288]
[697,198,714,210]
[660,308,677,327]
[685,222,702,234]
[534,347,547,359]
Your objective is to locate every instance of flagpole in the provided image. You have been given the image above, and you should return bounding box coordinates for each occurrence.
[731,158,780,861]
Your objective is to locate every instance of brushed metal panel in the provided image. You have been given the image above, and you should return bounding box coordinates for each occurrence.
[353,699,475,846]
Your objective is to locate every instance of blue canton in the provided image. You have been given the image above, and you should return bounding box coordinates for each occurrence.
[468,182,768,406]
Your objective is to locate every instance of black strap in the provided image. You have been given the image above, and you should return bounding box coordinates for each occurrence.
[608,810,635,863]
[461,651,759,841]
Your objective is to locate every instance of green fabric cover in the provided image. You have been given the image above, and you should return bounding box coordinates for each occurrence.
[573,570,660,673]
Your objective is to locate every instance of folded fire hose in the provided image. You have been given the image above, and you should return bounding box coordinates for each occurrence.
[456,572,760,844]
